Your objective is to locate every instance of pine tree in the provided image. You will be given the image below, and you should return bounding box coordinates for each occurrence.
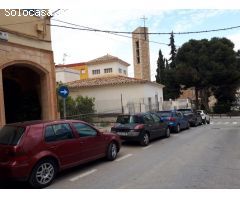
[156,49,165,84]
[168,31,177,69]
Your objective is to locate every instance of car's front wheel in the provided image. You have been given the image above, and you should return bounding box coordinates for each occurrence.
[106,142,118,161]
[29,159,58,188]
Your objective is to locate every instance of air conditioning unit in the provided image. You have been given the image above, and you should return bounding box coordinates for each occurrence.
[0,31,8,41]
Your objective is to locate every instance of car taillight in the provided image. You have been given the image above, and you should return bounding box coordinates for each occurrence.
[168,117,176,122]
[134,124,144,130]
[6,147,25,157]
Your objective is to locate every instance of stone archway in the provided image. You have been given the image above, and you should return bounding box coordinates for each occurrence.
[0,60,55,125]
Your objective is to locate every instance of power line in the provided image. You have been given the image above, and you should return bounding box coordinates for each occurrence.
[51,19,240,35]
[49,20,170,46]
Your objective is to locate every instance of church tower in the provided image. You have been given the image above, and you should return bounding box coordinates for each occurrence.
[132,27,151,81]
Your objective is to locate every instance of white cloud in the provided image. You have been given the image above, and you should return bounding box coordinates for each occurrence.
[173,10,226,32]
[226,32,240,50]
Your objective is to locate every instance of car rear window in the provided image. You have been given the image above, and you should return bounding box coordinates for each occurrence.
[178,109,192,114]
[158,112,172,117]
[0,126,26,145]
[116,115,143,124]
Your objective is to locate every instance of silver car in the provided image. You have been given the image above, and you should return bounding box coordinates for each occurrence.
[197,110,210,124]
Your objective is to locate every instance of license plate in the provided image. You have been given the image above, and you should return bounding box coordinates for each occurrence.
[117,132,128,136]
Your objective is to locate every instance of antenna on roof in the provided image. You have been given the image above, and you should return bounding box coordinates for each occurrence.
[140,15,148,40]
[62,53,68,64]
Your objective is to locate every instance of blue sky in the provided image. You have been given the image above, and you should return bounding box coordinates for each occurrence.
[50,9,240,80]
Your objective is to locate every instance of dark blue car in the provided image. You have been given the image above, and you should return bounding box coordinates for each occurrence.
[156,110,190,133]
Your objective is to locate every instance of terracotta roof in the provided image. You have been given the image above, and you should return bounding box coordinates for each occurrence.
[66,75,164,88]
[56,62,86,68]
[86,54,130,67]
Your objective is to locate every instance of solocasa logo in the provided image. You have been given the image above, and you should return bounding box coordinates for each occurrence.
[5,9,53,17]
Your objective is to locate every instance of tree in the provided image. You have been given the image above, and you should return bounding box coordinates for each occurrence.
[155,49,165,84]
[155,48,181,100]
[168,31,177,69]
[175,37,240,111]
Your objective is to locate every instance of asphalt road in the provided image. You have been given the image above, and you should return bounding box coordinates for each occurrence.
[1,117,240,189]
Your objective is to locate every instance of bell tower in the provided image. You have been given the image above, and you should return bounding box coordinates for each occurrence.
[132,27,151,81]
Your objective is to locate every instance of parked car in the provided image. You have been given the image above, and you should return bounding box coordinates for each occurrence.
[0,120,121,188]
[177,108,202,126]
[156,110,190,133]
[111,112,170,146]
[197,110,210,124]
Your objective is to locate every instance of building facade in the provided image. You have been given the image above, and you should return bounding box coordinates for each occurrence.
[56,67,80,83]
[67,76,164,114]
[86,54,129,78]
[0,9,57,126]
[55,54,130,82]
[56,62,88,80]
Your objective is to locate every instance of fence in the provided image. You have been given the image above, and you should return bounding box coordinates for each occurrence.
[163,99,192,110]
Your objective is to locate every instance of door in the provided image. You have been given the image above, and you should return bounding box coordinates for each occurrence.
[143,114,157,139]
[72,122,106,162]
[44,123,82,167]
[150,113,165,137]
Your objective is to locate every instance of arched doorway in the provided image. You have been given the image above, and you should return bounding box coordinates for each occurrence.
[2,64,43,124]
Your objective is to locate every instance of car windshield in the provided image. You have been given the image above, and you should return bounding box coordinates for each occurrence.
[116,115,141,124]
[158,112,172,117]
[0,126,26,145]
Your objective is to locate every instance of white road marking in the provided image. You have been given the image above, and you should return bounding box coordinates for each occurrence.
[210,122,214,125]
[116,154,133,162]
[70,169,97,182]
[142,145,152,150]
[224,122,230,124]
[233,122,238,125]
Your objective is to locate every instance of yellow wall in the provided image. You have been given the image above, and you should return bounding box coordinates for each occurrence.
[0,9,52,51]
[69,65,88,80]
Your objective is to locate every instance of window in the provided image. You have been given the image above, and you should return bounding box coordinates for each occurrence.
[92,69,100,75]
[123,70,127,75]
[136,41,140,64]
[143,114,153,124]
[150,113,160,123]
[116,115,143,124]
[0,126,25,145]
[148,97,152,111]
[81,69,86,74]
[118,68,122,73]
[44,123,73,142]
[177,112,183,118]
[73,123,97,137]
[104,68,112,73]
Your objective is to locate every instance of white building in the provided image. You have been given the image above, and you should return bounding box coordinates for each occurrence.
[87,54,130,78]
[67,75,164,114]
[56,67,80,83]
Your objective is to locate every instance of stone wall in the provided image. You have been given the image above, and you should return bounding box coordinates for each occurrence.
[0,41,57,126]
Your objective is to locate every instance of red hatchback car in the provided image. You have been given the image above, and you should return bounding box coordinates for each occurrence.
[0,120,121,188]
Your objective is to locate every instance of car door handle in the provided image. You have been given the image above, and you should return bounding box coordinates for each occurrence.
[49,145,57,150]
